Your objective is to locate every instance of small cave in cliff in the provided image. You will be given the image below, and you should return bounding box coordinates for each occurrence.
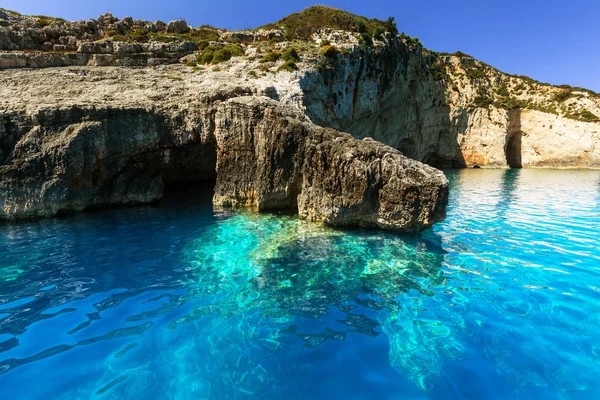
[506,131,523,169]
[160,144,218,204]
[423,153,466,169]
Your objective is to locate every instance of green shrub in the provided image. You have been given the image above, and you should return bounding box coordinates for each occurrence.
[111,34,128,42]
[150,33,176,43]
[248,70,257,76]
[553,90,572,102]
[278,61,298,72]
[565,109,600,122]
[373,27,384,40]
[34,15,66,27]
[320,39,331,47]
[212,49,232,63]
[463,63,487,80]
[282,48,300,62]
[321,45,339,58]
[185,61,197,67]
[199,52,213,64]
[156,50,169,58]
[472,87,493,108]
[188,26,220,42]
[196,44,244,65]
[430,64,449,81]
[360,32,373,47]
[496,84,509,97]
[129,28,150,43]
[257,6,399,41]
[259,52,281,63]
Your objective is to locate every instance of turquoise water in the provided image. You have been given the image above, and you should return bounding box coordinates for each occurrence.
[0,170,599,399]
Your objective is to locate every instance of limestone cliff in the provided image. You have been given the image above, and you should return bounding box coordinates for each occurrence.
[2,6,597,169]
[0,67,447,230]
[1,5,598,225]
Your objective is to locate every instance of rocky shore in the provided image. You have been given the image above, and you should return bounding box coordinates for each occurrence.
[1,6,599,228]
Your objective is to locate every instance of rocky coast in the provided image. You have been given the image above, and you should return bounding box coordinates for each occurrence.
[1,6,598,228]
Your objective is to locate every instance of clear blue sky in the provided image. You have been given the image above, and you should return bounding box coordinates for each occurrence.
[3,0,599,91]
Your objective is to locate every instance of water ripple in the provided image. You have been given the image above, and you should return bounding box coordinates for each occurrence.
[0,172,599,399]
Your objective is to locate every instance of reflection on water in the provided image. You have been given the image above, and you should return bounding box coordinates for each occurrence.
[0,171,600,399]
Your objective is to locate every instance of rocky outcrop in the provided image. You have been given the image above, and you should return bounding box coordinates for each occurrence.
[0,67,447,230]
[300,35,600,169]
[213,98,447,230]
[2,5,599,227]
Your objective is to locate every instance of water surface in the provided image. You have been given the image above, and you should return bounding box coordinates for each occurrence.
[0,170,599,399]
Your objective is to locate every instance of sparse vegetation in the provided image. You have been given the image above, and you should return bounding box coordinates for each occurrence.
[278,61,298,72]
[462,62,487,81]
[321,45,340,58]
[359,32,373,47]
[282,47,300,62]
[430,62,449,82]
[496,84,509,97]
[33,15,66,27]
[259,51,281,63]
[472,87,493,108]
[196,44,244,64]
[565,109,600,122]
[553,90,572,102]
[258,6,397,41]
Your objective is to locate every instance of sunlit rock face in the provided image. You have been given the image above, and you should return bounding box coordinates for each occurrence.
[0,65,447,231]
[3,6,599,226]
[213,98,448,231]
[299,37,600,169]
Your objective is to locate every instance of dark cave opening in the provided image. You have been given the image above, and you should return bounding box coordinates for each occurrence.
[161,180,216,207]
[506,131,523,169]
[423,152,466,169]
[159,144,218,205]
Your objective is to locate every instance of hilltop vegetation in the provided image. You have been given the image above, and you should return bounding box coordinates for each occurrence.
[259,6,398,41]
[1,5,598,123]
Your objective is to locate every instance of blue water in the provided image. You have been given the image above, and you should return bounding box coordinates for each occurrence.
[0,170,599,399]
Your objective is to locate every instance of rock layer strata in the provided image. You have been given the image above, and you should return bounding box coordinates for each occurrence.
[0,67,447,230]
[3,6,600,227]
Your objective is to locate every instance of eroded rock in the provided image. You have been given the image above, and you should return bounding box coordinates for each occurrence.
[0,71,447,231]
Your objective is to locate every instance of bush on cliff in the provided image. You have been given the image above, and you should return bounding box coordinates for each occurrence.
[278,60,298,72]
[258,5,398,41]
[321,45,340,58]
[33,15,66,27]
[259,52,281,63]
[197,44,244,65]
[282,47,300,62]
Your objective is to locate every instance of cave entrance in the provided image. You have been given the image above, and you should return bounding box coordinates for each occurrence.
[506,131,523,169]
[422,152,466,169]
[160,143,218,206]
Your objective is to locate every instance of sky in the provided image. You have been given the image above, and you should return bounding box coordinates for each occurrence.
[3,0,599,92]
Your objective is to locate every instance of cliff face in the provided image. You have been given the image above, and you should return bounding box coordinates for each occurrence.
[0,67,447,230]
[1,7,598,170]
[300,33,600,169]
[1,6,598,224]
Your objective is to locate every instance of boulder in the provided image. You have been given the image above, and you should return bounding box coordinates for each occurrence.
[166,20,189,34]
